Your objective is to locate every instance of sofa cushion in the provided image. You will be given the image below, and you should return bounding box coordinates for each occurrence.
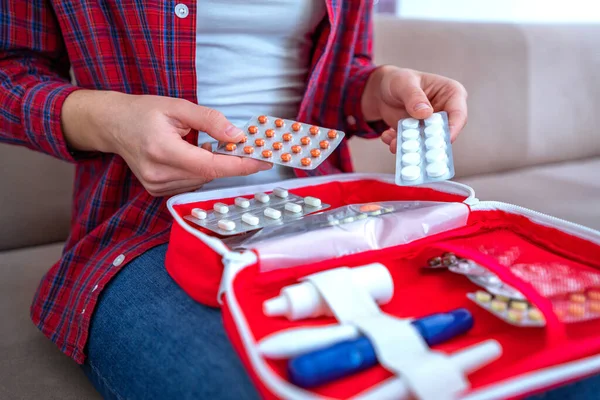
[459,157,600,230]
[0,145,74,251]
[0,243,100,399]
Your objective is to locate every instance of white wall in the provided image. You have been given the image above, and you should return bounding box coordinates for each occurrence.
[398,0,600,23]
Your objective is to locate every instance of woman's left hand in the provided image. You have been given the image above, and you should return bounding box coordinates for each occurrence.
[361,66,468,154]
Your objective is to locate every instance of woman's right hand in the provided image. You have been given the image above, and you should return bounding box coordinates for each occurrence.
[61,90,272,196]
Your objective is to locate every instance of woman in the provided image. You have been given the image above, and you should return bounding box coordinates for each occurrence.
[1,1,469,398]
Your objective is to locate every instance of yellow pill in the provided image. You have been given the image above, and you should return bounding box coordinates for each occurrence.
[491,300,508,312]
[510,301,528,311]
[475,291,492,303]
[528,308,545,322]
[507,309,523,322]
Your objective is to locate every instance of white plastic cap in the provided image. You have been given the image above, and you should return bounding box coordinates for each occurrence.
[351,263,395,305]
[451,339,502,374]
[263,296,289,317]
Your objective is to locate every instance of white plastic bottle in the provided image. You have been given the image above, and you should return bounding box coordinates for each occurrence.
[263,263,394,320]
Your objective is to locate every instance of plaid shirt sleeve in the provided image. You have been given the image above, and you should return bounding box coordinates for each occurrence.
[342,3,389,139]
[0,1,83,162]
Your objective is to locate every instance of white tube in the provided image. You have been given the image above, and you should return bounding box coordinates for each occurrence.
[263,263,393,320]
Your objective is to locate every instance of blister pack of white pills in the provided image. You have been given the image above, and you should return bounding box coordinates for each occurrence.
[395,111,455,186]
[214,116,345,170]
[183,187,330,236]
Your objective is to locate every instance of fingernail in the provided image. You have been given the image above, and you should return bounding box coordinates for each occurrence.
[259,162,273,171]
[225,125,244,138]
[414,103,431,111]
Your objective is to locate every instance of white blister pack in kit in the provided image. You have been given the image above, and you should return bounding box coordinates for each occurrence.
[214,115,346,170]
[395,111,455,186]
[183,187,330,236]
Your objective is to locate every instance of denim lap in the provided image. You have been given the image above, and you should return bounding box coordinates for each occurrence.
[82,244,259,400]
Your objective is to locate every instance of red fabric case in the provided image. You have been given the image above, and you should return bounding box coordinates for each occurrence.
[165,174,600,399]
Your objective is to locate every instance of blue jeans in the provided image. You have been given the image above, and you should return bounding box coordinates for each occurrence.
[82,244,259,400]
[82,244,599,399]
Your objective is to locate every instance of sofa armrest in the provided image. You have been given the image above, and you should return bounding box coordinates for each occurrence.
[350,16,600,178]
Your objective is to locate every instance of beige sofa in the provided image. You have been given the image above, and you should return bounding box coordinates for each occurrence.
[1,16,599,399]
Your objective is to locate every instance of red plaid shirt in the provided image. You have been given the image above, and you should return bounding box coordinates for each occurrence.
[0,0,385,364]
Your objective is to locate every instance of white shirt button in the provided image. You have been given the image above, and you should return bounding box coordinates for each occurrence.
[175,4,189,18]
[346,115,357,125]
[113,254,126,267]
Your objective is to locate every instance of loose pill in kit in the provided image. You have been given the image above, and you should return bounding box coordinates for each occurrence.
[395,111,455,186]
[214,116,345,170]
[183,188,330,236]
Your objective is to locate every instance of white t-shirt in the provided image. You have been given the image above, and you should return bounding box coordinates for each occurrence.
[195,0,327,190]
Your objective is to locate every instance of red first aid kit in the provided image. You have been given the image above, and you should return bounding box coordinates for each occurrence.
[165,173,600,400]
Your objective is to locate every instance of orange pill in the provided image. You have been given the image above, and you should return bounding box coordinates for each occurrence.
[570,293,587,303]
[310,148,321,158]
[272,142,283,150]
[300,136,311,145]
[243,146,254,154]
[292,122,302,132]
[282,133,293,142]
[328,130,338,139]
[590,301,600,313]
[248,125,258,134]
[262,149,272,158]
[360,204,382,213]
[309,126,320,135]
[320,140,330,149]
[569,303,586,317]
[265,129,275,138]
[225,143,237,151]
[240,135,248,143]
[588,291,600,300]
[258,115,268,124]
[275,119,284,128]
[301,157,312,166]
[292,145,302,154]
[255,138,265,147]
[281,153,292,162]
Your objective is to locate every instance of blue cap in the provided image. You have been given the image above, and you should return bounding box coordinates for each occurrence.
[287,308,473,388]
[411,308,473,347]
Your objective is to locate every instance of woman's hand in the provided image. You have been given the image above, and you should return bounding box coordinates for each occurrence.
[361,66,468,154]
[61,90,271,196]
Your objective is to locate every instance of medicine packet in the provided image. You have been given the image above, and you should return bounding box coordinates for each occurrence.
[467,291,546,327]
[395,111,455,186]
[214,116,345,170]
[183,188,330,236]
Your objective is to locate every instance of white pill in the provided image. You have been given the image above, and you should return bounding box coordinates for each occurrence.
[425,148,448,163]
[424,125,444,137]
[264,207,282,219]
[285,203,302,213]
[401,165,421,181]
[425,136,446,150]
[273,187,288,198]
[213,202,229,214]
[234,197,250,208]
[218,219,236,231]
[401,118,419,129]
[191,208,207,220]
[401,129,420,140]
[304,196,322,207]
[424,113,443,126]
[342,217,355,224]
[401,140,421,153]
[241,213,259,226]
[255,192,270,203]
[402,152,421,166]
[426,162,450,178]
